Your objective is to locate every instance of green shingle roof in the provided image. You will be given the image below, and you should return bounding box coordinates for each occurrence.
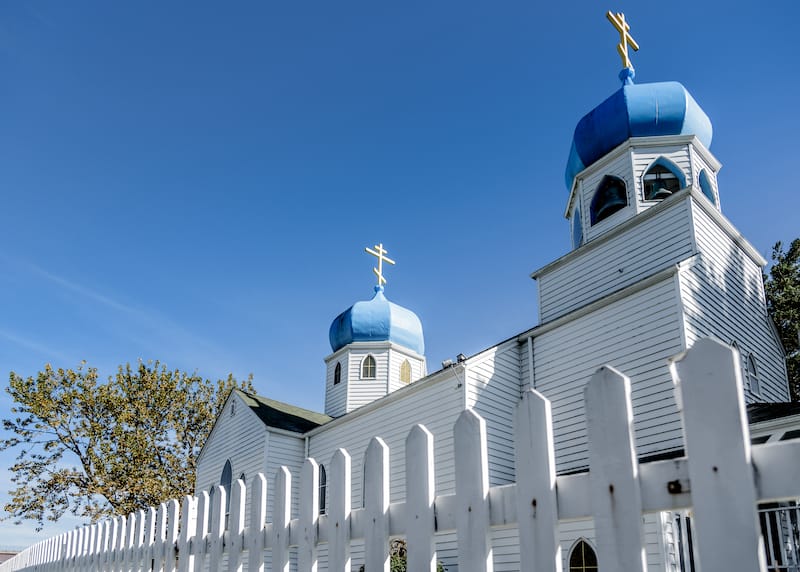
[235,389,332,433]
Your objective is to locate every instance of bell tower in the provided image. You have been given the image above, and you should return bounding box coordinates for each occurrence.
[324,244,427,417]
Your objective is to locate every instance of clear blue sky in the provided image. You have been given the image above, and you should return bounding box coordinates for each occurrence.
[1,0,797,548]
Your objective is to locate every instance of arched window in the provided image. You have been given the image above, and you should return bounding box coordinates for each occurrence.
[568,539,598,571]
[746,353,761,395]
[698,169,716,205]
[319,464,327,515]
[642,157,685,201]
[220,459,232,513]
[399,359,412,384]
[572,206,584,248]
[590,175,627,225]
[361,355,376,379]
[334,362,342,385]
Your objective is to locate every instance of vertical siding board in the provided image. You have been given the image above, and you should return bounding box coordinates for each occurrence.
[454,409,493,572]
[328,449,352,572]
[514,390,561,572]
[405,425,437,572]
[585,366,647,571]
[298,459,320,572]
[671,338,766,571]
[364,437,390,572]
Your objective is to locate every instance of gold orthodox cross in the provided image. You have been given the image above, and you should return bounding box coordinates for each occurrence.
[365,243,396,286]
[607,11,639,70]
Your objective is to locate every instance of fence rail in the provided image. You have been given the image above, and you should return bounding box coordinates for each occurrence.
[3,338,799,572]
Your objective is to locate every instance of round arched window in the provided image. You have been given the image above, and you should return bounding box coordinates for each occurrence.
[361,355,376,379]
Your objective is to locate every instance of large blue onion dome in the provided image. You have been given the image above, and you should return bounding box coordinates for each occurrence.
[565,80,713,189]
[329,286,425,355]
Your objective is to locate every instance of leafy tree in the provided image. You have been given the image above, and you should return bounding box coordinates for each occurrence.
[2,361,253,529]
[764,239,800,400]
[358,539,447,572]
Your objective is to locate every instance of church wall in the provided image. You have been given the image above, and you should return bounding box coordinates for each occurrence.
[537,197,694,323]
[307,373,465,570]
[689,146,720,205]
[264,431,305,523]
[465,339,522,486]
[533,277,685,473]
[387,346,424,393]
[680,201,789,401]
[345,347,390,411]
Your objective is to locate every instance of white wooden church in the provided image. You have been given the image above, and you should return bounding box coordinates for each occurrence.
[194,22,795,572]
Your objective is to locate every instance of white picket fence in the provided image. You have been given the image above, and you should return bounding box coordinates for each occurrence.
[3,338,800,572]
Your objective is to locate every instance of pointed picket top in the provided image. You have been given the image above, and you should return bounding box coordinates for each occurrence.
[328,448,352,572]
[585,365,647,571]
[670,337,766,571]
[247,474,268,572]
[298,458,320,572]
[405,424,437,572]
[364,437,391,572]
[514,389,561,572]
[454,408,493,572]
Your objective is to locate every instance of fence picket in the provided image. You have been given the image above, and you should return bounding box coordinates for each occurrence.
[585,366,647,571]
[193,492,210,572]
[227,479,246,572]
[153,504,166,572]
[177,496,197,572]
[514,389,561,572]
[297,459,319,572]
[455,409,493,572]
[246,474,267,572]
[273,467,292,572]
[114,515,126,572]
[364,437,390,572]
[125,513,136,572]
[671,338,767,572]
[208,486,226,572]
[165,500,180,572]
[144,508,156,572]
[328,449,351,572]
[405,425,436,572]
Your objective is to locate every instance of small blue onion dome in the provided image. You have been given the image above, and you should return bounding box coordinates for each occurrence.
[565,81,713,189]
[329,286,425,355]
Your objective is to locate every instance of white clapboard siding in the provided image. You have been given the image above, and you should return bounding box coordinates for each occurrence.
[346,347,390,411]
[7,338,798,572]
[387,347,425,393]
[533,277,685,472]
[576,147,635,241]
[682,199,789,401]
[324,354,348,418]
[689,146,720,206]
[195,392,268,497]
[537,196,694,322]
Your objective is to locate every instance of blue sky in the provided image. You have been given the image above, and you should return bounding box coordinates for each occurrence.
[1,0,798,548]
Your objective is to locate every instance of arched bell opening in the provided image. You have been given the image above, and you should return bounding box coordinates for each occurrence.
[642,157,685,201]
[590,175,628,225]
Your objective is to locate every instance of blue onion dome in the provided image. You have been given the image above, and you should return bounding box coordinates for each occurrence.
[329,286,425,355]
[565,80,713,189]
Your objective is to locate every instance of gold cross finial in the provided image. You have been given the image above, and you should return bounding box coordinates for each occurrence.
[607,11,639,70]
[365,243,396,286]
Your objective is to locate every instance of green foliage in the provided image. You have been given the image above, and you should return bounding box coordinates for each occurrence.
[1,361,253,529]
[764,239,800,400]
[357,539,447,572]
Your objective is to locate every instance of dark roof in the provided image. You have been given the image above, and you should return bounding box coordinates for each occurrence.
[236,389,332,433]
[747,402,800,424]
